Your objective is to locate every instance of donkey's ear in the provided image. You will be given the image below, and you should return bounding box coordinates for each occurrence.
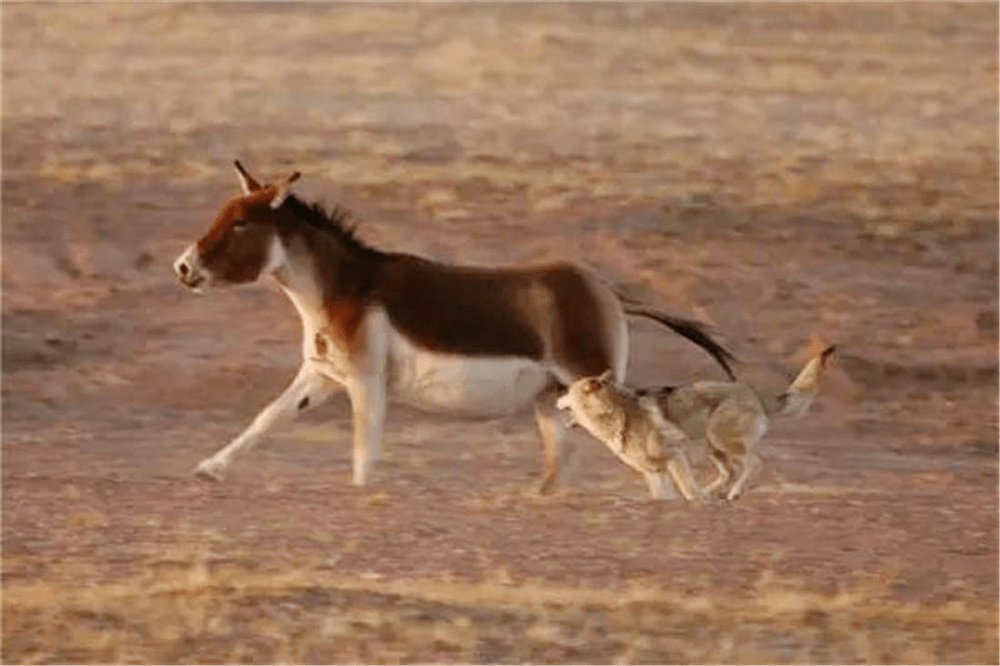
[269,172,301,209]
[234,160,262,194]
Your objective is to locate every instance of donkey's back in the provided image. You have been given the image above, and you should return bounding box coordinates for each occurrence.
[374,255,627,383]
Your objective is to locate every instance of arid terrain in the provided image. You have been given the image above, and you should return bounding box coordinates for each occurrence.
[2,4,997,663]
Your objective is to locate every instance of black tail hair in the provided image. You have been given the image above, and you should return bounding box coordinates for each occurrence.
[620,301,737,380]
[819,345,838,364]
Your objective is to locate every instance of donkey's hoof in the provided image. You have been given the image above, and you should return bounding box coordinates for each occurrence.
[536,477,558,495]
[193,460,224,482]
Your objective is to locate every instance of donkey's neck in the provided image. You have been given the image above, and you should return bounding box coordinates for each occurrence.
[271,245,326,335]
[271,221,381,336]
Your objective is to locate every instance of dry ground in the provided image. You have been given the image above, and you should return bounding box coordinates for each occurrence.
[2,4,998,664]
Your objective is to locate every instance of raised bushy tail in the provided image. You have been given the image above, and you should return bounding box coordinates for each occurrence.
[774,345,837,417]
[619,298,737,380]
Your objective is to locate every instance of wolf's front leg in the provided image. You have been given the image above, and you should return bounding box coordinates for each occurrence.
[642,471,680,500]
[726,452,763,501]
[665,448,704,501]
[194,364,338,481]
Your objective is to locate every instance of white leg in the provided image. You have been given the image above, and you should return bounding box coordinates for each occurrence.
[345,312,390,487]
[194,364,338,480]
[346,372,387,486]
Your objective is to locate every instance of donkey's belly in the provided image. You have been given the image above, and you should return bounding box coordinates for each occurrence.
[388,334,549,417]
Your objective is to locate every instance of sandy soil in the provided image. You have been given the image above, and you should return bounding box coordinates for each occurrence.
[2,4,997,663]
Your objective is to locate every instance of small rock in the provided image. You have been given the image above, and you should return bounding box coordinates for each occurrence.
[685,191,715,207]
[134,251,154,270]
[975,309,998,334]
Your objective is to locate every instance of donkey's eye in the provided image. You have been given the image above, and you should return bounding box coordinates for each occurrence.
[232,218,248,230]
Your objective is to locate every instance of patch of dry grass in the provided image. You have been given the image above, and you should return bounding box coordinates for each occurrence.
[4,556,996,664]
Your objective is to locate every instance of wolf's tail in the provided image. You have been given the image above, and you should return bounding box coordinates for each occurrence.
[774,345,837,417]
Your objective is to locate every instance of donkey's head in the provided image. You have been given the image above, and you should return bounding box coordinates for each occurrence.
[173,162,299,292]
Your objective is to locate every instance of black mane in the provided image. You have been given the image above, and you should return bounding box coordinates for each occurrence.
[280,194,378,256]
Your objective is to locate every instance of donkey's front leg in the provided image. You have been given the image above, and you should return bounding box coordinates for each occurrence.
[194,364,337,481]
[344,312,390,486]
[346,371,387,486]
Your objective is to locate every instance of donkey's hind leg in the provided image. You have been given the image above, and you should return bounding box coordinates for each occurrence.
[534,384,575,494]
[194,364,338,481]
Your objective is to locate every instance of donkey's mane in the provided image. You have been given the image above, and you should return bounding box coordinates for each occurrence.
[281,194,378,256]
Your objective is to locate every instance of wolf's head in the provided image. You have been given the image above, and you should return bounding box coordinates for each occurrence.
[557,370,618,423]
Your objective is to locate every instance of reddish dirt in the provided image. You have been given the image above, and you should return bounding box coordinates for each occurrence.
[3,4,997,663]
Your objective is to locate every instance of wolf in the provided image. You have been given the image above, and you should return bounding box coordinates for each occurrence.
[636,345,836,500]
[559,345,835,501]
[556,371,704,501]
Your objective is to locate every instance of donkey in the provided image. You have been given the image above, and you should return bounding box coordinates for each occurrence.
[172,162,735,491]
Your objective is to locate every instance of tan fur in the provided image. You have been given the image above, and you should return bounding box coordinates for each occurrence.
[556,371,703,501]
[639,345,836,500]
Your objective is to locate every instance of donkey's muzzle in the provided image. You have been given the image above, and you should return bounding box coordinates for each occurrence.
[173,246,207,291]
[177,273,204,290]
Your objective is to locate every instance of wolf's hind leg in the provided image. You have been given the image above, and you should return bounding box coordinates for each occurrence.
[703,449,732,496]
[726,451,763,500]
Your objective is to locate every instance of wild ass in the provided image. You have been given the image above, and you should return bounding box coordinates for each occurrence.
[173,162,735,490]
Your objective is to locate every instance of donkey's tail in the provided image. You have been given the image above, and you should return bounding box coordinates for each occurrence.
[619,297,737,380]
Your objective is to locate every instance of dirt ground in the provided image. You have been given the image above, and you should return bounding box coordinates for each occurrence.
[2,4,997,664]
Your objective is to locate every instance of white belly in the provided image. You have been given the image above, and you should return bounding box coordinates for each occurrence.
[387,331,550,417]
